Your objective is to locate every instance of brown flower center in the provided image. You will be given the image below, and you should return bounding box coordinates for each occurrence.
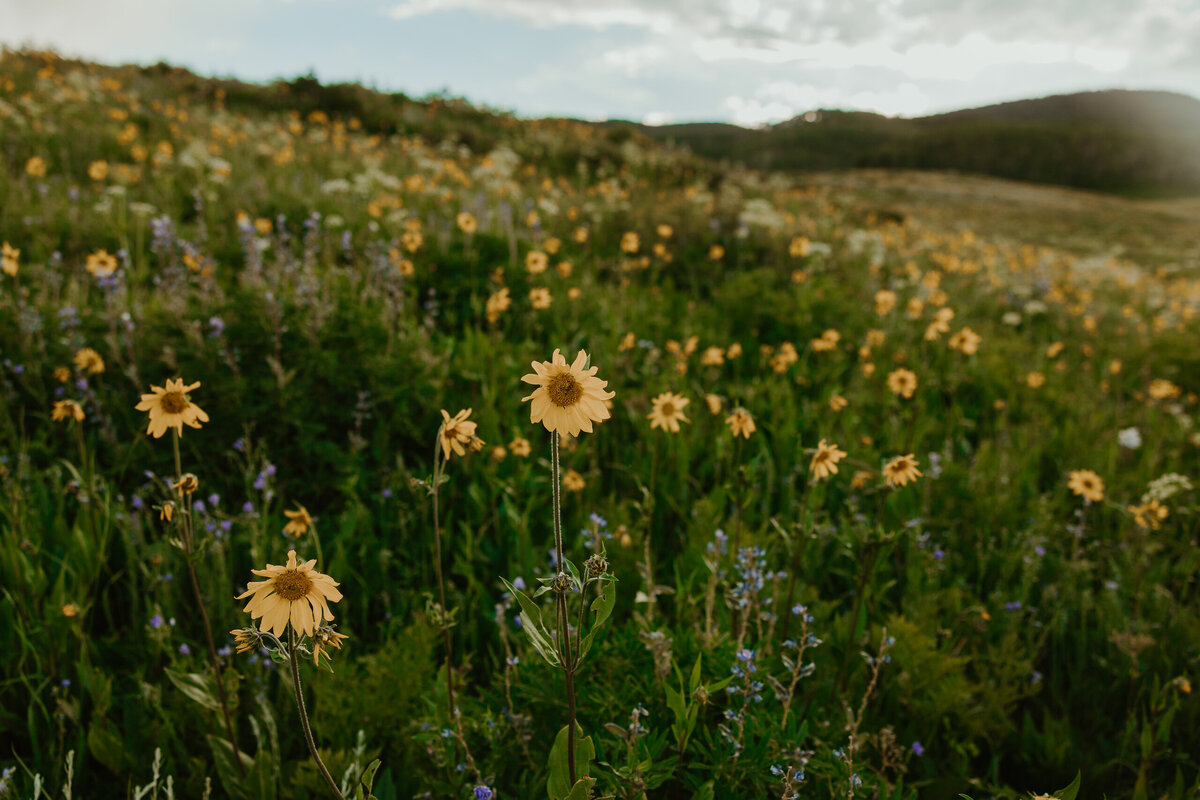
[274,569,313,601]
[160,391,189,414]
[547,372,583,408]
[660,402,676,417]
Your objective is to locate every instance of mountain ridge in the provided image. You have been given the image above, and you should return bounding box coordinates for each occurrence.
[610,89,1200,196]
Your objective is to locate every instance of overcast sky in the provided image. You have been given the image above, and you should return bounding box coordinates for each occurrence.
[2,0,1197,126]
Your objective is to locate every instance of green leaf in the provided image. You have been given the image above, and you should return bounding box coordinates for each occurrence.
[355,758,382,800]
[547,724,595,800]
[207,734,253,800]
[501,577,560,667]
[165,667,220,710]
[664,682,686,726]
[1056,770,1081,800]
[689,654,703,693]
[83,664,113,719]
[564,777,596,800]
[87,721,128,775]
[691,782,715,800]
[577,580,617,664]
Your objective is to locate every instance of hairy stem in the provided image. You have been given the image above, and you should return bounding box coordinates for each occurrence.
[290,631,346,800]
[172,431,243,777]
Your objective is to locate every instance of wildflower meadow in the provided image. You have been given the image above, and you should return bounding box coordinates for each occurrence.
[1,50,1198,800]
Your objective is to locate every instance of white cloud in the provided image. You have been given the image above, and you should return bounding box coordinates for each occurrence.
[723,80,931,125]
[641,110,676,125]
[598,43,668,77]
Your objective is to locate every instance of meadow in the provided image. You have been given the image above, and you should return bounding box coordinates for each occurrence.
[1,49,1198,800]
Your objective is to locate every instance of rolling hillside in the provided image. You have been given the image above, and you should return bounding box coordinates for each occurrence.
[615,90,1200,196]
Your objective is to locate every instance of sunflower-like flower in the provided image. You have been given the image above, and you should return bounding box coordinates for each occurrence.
[883,454,922,487]
[530,287,553,309]
[648,392,690,433]
[1068,469,1104,503]
[886,368,917,399]
[525,250,548,274]
[521,349,615,437]
[51,399,85,423]
[439,408,482,460]
[86,250,118,278]
[809,439,847,481]
[135,378,209,438]
[726,408,756,439]
[283,504,313,537]
[236,550,343,638]
[509,437,532,457]
[563,469,586,492]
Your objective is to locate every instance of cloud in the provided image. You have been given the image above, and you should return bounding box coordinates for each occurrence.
[723,80,932,126]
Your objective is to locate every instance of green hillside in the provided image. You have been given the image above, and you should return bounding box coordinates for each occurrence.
[618,90,1200,196]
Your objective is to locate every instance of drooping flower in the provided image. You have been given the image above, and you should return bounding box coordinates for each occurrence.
[439,408,481,460]
[237,550,343,638]
[135,379,209,438]
[283,504,313,537]
[1,242,18,277]
[883,455,922,487]
[1067,469,1104,503]
[809,440,847,481]
[51,399,85,423]
[874,290,896,315]
[74,347,106,375]
[648,392,690,433]
[521,349,615,437]
[485,287,511,323]
[311,626,350,667]
[725,408,756,439]
[1128,499,1168,530]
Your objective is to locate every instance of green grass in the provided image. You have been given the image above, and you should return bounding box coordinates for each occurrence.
[0,49,1198,800]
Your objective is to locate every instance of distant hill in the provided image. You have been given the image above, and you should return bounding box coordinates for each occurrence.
[611,90,1200,196]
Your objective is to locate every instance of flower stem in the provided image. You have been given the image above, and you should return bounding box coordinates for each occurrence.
[429,435,479,783]
[551,432,577,786]
[430,443,458,730]
[172,431,243,777]
[289,631,346,800]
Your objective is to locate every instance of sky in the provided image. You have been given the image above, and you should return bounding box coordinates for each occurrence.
[2,0,1198,127]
